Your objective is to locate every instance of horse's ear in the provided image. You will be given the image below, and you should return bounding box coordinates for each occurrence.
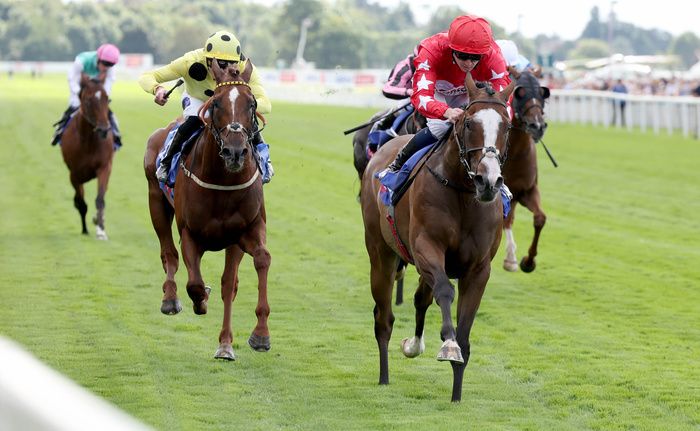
[210,58,224,83]
[540,86,551,100]
[464,72,479,100]
[514,86,526,100]
[80,73,90,88]
[498,79,516,102]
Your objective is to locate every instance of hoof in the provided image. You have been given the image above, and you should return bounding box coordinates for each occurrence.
[503,258,519,272]
[214,343,236,361]
[95,226,108,241]
[401,336,425,358]
[248,333,271,352]
[437,339,464,363]
[191,286,211,315]
[520,257,536,273]
[161,299,182,315]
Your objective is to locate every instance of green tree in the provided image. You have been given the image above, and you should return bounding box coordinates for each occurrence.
[568,38,610,60]
[669,32,700,68]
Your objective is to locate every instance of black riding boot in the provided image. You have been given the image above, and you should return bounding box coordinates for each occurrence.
[387,127,437,172]
[51,106,78,146]
[108,110,122,147]
[156,115,203,183]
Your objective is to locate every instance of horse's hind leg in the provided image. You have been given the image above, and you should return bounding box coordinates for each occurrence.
[503,202,519,271]
[147,184,181,315]
[70,176,88,235]
[369,247,398,385]
[394,259,406,305]
[215,245,244,360]
[401,275,431,358]
[93,164,112,240]
[519,187,546,273]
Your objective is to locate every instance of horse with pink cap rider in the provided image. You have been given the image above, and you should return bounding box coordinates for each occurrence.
[51,43,123,147]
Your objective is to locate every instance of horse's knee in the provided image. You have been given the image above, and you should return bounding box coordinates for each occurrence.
[95,195,105,210]
[534,212,546,228]
[433,281,455,305]
[73,196,87,214]
[252,247,271,271]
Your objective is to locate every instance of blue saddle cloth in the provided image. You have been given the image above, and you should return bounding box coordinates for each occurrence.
[367,105,415,150]
[375,143,512,218]
[156,125,203,196]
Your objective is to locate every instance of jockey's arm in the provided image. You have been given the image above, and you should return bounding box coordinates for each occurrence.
[138,59,185,97]
[410,50,449,120]
[248,65,271,115]
[67,58,85,107]
[103,66,116,97]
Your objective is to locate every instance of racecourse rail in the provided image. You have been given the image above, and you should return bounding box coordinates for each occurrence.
[4,59,700,139]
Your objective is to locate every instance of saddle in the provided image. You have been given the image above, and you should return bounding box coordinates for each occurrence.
[156,124,203,199]
[367,105,415,154]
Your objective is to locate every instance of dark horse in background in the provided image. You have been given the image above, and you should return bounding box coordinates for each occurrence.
[502,70,551,272]
[351,106,426,304]
[60,75,114,240]
[361,74,515,402]
[144,61,271,360]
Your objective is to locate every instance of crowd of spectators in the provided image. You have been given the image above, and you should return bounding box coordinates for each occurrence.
[541,72,700,97]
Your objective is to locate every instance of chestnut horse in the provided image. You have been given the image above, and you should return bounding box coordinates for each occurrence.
[502,70,550,272]
[360,74,515,402]
[60,75,114,240]
[143,61,271,360]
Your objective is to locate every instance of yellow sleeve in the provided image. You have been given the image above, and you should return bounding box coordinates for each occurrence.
[138,55,188,95]
[248,65,271,115]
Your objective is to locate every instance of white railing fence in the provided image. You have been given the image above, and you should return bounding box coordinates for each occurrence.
[548,90,700,139]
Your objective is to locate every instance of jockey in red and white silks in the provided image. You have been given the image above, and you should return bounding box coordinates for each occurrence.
[410,17,511,140]
[379,15,511,175]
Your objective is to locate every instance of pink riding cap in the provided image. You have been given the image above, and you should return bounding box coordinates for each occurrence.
[97,44,120,64]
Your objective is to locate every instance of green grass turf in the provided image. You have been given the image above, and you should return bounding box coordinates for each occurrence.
[0,74,698,430]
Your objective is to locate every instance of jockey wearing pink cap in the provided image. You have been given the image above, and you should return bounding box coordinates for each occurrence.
[51,43,123,147]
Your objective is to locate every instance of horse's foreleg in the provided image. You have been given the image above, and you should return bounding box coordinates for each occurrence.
[519,187,546,273]
[180,229,208,315]
[502,203,519,272]
[93,164,112,240]
[450,262,491,402]
[147,185,180,315]
[240,229,272,352]
[414,241,459,362]
[215,245,244,360]
[70,176,88,235]
[401,275,431,358]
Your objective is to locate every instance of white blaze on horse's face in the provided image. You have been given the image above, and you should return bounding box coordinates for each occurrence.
[94,90,102,100]
[473,108,503,180]
[228,88,239,118]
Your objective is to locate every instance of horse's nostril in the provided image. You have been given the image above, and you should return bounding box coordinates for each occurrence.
[221,147,232,158]
[241,148,249,157]
[495,177,503,189]
[473,175,484,187]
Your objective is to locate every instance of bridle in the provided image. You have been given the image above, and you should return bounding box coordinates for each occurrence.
[453,98,512,179]
[200,80,258,159]
[79,81,110,136]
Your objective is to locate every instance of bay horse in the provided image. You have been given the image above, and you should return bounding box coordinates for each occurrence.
[60,74,114,240]
[360,73,515,402]
[352,107,425,305]
[143,60,271,360]
[501,70,550,272]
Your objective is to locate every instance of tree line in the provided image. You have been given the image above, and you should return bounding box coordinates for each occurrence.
[1,0,698,69]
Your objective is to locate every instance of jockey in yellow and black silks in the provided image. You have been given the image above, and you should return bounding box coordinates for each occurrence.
[139,30,273,184]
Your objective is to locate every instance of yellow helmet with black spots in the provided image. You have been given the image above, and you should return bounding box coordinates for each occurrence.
[204,30,242,62]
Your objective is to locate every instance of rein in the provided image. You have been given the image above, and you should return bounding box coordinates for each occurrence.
[179,80,260,191]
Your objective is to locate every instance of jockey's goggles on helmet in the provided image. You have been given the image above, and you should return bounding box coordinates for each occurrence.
[212,59,238,69]
[453,51,482,62]
[99,60,116,67]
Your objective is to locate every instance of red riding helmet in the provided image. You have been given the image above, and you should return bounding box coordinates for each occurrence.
[448,15,493,55]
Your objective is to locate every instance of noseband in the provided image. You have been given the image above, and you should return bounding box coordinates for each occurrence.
[201,80,257,159]
[454,98,511,179]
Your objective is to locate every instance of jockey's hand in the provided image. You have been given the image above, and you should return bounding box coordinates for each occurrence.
[444,108,464,123]
[154,86,168,106]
